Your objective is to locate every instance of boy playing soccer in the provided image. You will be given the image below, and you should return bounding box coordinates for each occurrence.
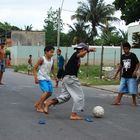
[33,45,56,112]
[44,43,95,120]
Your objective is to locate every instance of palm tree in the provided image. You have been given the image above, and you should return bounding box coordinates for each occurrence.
[71,0,119,44]
[24,24,33,31]
[119,29,127,42]
[67,21,90,44]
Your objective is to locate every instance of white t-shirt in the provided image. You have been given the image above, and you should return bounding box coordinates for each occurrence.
[37,56,53,80]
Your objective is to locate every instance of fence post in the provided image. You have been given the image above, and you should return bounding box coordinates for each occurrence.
[86,50,89,78]
[100,45,104,79]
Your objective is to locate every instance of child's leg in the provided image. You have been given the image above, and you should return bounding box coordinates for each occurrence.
[44,99,58,113]
[112,93,123,105]
[132,94,137,106]
[55,79,59,88]
[35,92,51,112]
[63,76,84,119]
[0,72,4,84]
[128,78,138,106]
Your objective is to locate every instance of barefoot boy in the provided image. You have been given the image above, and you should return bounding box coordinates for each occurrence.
[33,45,56,112]
[112,42,139,106]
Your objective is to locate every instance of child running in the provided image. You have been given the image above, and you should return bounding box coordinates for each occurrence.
[33,45,56,112]
[44,43,95,120]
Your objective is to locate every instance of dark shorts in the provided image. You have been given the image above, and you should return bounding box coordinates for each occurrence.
[57,69,64,79]
[0,60,5,72]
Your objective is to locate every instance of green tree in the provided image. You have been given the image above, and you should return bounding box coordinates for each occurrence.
[67,21,90,44]
[95,28,127,46]
[43,7,63,46]
[113,0,140,25]
[60,32,71,46]
[0,22,21,39]
[72,0,118,44]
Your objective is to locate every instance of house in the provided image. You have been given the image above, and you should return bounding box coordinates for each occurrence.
[128,24,140,46]
[8,31,45,65]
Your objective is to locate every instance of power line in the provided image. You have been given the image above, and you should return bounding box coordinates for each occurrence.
[62,9,75,13]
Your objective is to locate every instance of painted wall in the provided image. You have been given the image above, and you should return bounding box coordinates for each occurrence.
[8,45,140,66]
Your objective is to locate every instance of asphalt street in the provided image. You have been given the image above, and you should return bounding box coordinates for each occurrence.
[0,69,140,140]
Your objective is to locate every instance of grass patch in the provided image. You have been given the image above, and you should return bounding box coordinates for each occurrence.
[13,64,28,73]
[78,65,119,85]
[12,64,119,85]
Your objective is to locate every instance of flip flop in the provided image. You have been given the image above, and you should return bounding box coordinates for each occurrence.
[38,119,46,124]
[85,117,94,122]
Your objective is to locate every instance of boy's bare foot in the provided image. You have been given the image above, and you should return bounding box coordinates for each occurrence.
[70,113,83,120]
[132,103,137,106]
[44,100,51,114]
[36,108,44,113]
[112,102,121,105]
[34,103,39,108]
[0,83,4,85]
[44,99,58,114]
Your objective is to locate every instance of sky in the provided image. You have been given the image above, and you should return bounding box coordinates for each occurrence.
[0,0,130,33]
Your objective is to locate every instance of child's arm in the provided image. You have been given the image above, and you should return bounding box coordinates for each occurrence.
[33,58,43,84]
[51,61,57,81]
[88,48,96,52]
[77,48,96,58]
[113,65,122,79]
[133,63,140,77]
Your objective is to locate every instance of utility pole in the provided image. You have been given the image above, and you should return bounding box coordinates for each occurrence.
[57,0,64,49]
[57,8,60,49]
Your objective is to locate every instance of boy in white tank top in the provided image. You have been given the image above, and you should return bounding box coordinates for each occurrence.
[33,45,56,112]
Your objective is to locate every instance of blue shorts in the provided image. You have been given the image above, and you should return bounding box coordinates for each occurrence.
[119,77,138,95]
[39,80,53,93]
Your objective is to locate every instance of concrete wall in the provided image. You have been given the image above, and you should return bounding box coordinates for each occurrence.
[11,31,45,46]
[8,45,140,66]
[9,46,44,65]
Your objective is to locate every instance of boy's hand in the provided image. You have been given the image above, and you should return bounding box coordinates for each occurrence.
[55,77,59,82]
[89,48,96,52]
[132,70,137,77]
[35,78,39,84]
[112,76,116,80]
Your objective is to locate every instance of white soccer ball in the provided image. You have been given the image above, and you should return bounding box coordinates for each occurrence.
[92,106,104,118]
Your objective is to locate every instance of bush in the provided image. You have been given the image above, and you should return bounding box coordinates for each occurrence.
[13,65,28,73]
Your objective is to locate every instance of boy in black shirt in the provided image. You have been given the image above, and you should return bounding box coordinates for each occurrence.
[44,43,95,120]
[112,42,139,106]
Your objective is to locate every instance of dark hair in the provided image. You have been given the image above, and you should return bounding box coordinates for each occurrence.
[44,45,55,52]
[122,42,131,49]
[57,48,61,52]
[0,41,5,45]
